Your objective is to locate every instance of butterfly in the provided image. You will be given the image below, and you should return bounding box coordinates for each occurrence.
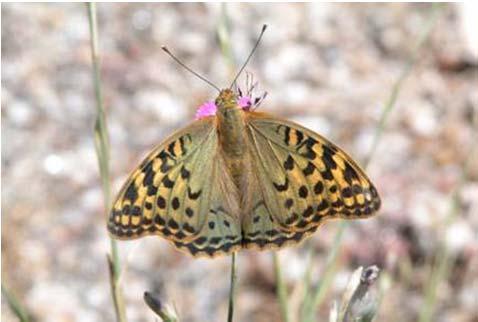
[107,26,380,258]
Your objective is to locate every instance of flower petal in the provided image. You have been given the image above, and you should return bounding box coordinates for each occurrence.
[238,96,252,109]
[195,101,217,119]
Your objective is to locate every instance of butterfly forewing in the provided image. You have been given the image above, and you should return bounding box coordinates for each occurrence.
[108,117,242,256]
[242,112,380,247]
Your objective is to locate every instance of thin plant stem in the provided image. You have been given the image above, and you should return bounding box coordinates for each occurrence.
[144,292,179,322]
[418,114,477,322]
[1,284,31,322]
[363,3,445,166]
[86,3,127,322]
[273,253,290,322]
[217,3,235,75]
[227,252,238,322]
[300,3,444,320]
[301,224,345,322]
[298,248,314,315]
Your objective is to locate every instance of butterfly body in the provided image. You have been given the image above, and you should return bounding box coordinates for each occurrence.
[216,89,249,189]
[108,89,380,257]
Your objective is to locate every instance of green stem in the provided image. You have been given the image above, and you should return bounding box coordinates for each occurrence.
[301,224,345,322]
[217,3,235,76]
[227,252,237,322]
[86,3,127,321]
[144,292,178,322]
[1,284,31,322]
[273,253,290,322]
[364,3,444,166]
[418,119,477,322]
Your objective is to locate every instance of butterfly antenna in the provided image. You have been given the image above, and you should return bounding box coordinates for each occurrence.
[161,46,220,92]
[229,24,268,89]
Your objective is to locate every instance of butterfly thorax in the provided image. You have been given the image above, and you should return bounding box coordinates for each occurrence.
[215,89,248,188]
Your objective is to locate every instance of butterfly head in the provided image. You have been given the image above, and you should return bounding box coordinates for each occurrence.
[195,89,240,120]
[215,89,237,110]
[195,85,268,120]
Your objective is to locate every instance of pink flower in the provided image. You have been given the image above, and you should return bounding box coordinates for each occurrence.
[238,96,252,110]
[195,101,217,119]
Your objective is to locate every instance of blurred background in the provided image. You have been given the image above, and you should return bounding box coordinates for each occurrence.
[1,3,477,322]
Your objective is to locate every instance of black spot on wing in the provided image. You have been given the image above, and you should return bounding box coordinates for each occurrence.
[303,149,317,160]
[168,218,179,230]
[147,185,158,196]
[285,212,299,225]
[314,181,324,194]
[160,162,172,173]
[179,136,186,154]
[343,163,358,184]
[283,126,291,145]
[194,236,207,245]
[183,223,195,234]
[124,183,138,202]
[317,199,329,211]
[157,196,166,209]
[284,198,294,209]
[162,175,175,188]
[187,187,202,200]
[273,177,289,192]
[302,162,316,176]
[295,130,304,145]
[283,155,294,171]
[341,187,353,198]
[322,150,337,170]
[210,237,222,245]
[172,197,180,210]
[302,206,314,218]
[299,185,308,198]
[142,161,155,186]
[180,166,191,180]
[155,215,165,226]
[185,207,194,218]
[321,169,334,181]
[131,206,141,216]
[156,150,169,161]
[167,141,177,157]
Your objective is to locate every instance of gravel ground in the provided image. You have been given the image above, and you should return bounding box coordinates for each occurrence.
[2,3,477,322]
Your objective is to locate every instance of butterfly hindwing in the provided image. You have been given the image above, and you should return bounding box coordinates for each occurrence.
[243,112,380,247]
[173,154,242,257]
[108,117,242,257]
[241,183,320,251]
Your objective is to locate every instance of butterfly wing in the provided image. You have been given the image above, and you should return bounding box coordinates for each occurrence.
[172,152,243,257]
[108,117,242,257]
[242,112,380,250]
